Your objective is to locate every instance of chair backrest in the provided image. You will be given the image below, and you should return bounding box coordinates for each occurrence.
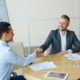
[10,42,25,57]
[10,42,25,69]
[44,44,52,55]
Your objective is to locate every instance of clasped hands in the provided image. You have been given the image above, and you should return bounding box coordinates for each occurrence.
[35,48,43,57]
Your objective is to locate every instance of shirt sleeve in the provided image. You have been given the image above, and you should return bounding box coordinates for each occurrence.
[6,48,37,66]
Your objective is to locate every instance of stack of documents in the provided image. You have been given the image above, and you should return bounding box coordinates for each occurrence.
[64,53,80,60]
[29,61,57,71]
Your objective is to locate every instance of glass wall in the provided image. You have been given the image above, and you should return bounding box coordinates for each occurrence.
[0,0,9,22]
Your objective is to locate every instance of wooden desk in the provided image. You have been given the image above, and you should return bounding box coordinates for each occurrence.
[23,54,80,80]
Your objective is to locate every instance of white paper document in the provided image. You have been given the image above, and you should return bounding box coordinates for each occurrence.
[29,61,57,71]
[64,53,80,60]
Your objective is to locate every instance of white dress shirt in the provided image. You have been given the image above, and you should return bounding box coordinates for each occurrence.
[60,31,72,53]
[0,40,37,80]
[60,31,67,51]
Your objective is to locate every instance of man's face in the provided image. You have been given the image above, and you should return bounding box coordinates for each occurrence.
[58,18,69,31]
[5,26,14,42]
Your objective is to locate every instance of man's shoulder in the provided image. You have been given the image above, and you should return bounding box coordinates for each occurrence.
[1,44,11,52]
[67,29,74,34]
[50,29,58,33]
[49,29,59,37]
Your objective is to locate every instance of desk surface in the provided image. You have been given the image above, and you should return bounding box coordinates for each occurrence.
[23,54,80,80]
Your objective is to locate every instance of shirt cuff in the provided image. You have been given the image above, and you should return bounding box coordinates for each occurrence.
[30,52,37,59]
[67,49,73,53]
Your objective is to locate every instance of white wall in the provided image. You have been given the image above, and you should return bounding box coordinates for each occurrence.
[5,0,29,46]
[5,0,80,47]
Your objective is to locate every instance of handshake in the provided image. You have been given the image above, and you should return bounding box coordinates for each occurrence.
[34,48,43,57]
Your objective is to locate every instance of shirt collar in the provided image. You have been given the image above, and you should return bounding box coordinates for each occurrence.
[59,30,67,36]
[0,40,9,46]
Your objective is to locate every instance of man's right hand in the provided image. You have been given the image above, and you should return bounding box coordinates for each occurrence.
[35,48,43,57]
[35,48,43,53]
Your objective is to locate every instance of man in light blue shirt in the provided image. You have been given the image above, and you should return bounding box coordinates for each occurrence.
[0,22,42,80]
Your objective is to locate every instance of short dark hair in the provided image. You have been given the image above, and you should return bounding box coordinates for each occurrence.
[61,15,70,22]
[0,22,11,38]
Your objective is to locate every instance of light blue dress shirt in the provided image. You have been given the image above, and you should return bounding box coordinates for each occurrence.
[0,40,37,80]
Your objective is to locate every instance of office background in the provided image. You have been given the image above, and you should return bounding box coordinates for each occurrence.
[0,0,80,53]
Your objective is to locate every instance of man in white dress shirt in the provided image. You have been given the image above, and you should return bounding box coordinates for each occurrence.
[0,22,42,80]
[35,15,80,54]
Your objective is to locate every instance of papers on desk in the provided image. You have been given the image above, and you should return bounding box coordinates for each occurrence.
[64,53,80,60]
[29,61,57,71]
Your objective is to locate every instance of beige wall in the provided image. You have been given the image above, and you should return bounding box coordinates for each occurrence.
[6,0,80,47]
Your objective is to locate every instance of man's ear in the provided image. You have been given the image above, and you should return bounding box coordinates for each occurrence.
[1,32,8,42]
[2,33,7,38]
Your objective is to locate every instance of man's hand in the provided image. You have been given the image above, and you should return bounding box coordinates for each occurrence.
[35,48,43,53]
[60,50,71,55]
[61,50,72,55]
[61,50,69,54]
[35,48,43,57]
